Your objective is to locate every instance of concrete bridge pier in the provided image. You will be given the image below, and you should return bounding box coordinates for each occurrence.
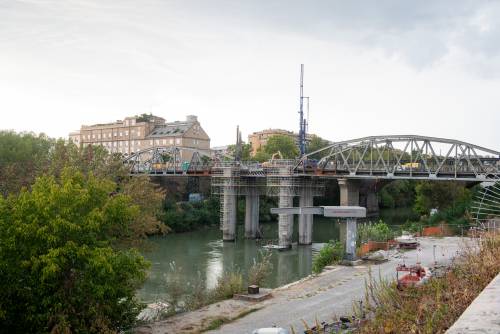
[278,168,294,248]
[359,180,381,217]
[338,178,360,206]
[338,178,359,244]
[222,169,237,241]
[244,188,260,239]
[344,218,358,261]
[298,185,313,245]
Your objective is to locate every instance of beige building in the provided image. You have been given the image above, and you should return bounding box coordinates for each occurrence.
[69,114,210,162]
[248,128,298,156]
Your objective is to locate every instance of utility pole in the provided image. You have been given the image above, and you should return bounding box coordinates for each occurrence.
[298,64,307,157]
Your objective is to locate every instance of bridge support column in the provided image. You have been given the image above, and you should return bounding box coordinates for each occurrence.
[338,178,359,206]
[244,189,260,239]
[222,169,237,241]
[344,218,358,261]
[298,185,313,245]
[338,179,359,245]
[359,180,380,217]
[365,191,379,217]
[278,168,294,249]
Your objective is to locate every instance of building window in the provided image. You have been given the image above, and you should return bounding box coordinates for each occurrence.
[162,139,166,145]
[176,138,181,145]
[155,139,160,145]
[150,140,153,145]
[125,131,128,136]
[119,132,123,137]
[169,139,173,144]
[114,132,117,137]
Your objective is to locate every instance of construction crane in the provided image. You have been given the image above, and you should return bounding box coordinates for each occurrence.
[298,64,309,157]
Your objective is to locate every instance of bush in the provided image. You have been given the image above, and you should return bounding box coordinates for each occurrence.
[162,197,220,232]
[248,251,273,286]
[357,220,394,245]
[212,270,244,300]
[164,262,186,312]
[312,241,344,274]
[356,233,500,333]
[0,170,150,333]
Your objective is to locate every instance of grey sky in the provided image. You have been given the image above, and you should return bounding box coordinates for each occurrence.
[0,0,499,148]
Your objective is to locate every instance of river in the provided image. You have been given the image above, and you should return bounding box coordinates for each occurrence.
[137,208,418,303]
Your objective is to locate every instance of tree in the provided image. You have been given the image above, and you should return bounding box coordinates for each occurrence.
[306,135,330,159]
[414,181,469,215]
[253,148,271,162]
[263,135,299,159]
[0,169,150,333]
[227,143,252,161]
[0,131,53,196]
[121,176,170,241]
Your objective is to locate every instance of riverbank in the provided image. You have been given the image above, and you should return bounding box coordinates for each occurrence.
[134,236,468,334]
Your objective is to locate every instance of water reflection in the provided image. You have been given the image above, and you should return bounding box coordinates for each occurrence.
[137,210,411,303]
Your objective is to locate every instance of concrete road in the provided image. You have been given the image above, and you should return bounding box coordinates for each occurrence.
[209,237,469,334]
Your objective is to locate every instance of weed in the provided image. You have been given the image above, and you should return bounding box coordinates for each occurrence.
[355,233,500,333]
[312,240,344,274]
[248,250,273,286]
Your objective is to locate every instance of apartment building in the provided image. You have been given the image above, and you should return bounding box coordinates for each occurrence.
[69,114,210,162]
[248,128,297,156]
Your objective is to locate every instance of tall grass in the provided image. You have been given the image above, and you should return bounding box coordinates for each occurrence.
[354,233,500,333]
[248,250,273,286]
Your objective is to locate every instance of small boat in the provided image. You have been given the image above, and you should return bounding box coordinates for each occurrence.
[397,263,431,288]
[395,232,419,249]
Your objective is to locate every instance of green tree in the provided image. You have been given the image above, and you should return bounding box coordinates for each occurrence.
[0,169,149,333]
[253,148,271,162]
[414,181,469,215]
[378,180,416,209]
[227,143,252,161]
[0,131,53,196]
[263,135,299,159]
[306,135,330,159]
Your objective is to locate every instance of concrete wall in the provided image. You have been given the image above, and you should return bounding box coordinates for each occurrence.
[446,273,500,333]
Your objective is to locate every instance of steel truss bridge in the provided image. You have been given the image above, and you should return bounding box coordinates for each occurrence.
[124,135,500,181]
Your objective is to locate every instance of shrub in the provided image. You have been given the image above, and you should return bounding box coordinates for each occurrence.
[248,251,273,286]
[0,171,149,333]
[213,270,244,300]
[357,220,394,245]
[312,241,344,274]
[164,262,186,312]
[184,271,209,311]
[355,233,500,333]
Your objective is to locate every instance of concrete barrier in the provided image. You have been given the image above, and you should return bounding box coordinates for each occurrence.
[446,273,500,333]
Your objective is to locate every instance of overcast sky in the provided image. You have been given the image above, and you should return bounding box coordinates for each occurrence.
[1,0,499,148]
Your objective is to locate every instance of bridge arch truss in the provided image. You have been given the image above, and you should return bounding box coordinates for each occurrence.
[124,146,212,175]
[300,135,500,181]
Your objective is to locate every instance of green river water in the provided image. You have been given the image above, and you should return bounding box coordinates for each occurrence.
[137,208,417,303]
